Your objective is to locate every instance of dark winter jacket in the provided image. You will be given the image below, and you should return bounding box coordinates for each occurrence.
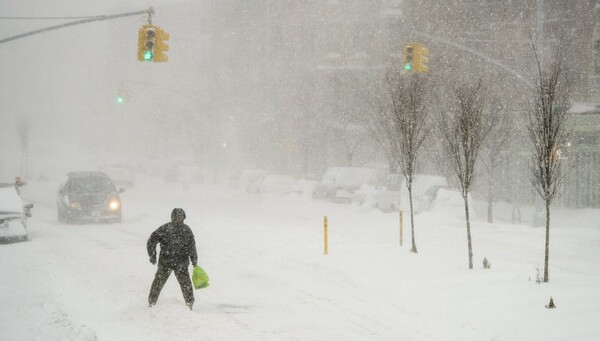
[147,222,198,268]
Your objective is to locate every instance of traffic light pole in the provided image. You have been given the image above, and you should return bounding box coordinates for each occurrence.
[0,8,154,45]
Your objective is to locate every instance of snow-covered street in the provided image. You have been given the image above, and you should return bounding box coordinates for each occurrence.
[2,179,599,340]
[2,1,599,340]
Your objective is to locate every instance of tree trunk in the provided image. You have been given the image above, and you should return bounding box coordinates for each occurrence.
[464,194,473,269]
[544,199,551,282]
[409,186,417,253]
[487,176,493,223]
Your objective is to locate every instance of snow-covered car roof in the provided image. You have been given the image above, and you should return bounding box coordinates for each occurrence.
[0,186,24,215]
[320,167,343,184]
[412,175,448,199]
[257,174,296,194]
[334,167,379,188]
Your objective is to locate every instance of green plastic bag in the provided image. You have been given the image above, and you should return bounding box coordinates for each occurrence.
[192,265,209,289]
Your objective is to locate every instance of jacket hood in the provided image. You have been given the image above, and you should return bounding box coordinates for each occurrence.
[171,208,186,221]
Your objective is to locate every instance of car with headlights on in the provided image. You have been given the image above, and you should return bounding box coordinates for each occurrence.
[57,172,124,223]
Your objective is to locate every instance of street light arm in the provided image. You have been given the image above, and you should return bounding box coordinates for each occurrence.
[413,30,534,90]
[0,8,153,45]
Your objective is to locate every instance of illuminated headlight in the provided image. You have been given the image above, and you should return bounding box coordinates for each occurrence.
[109,199,121,211]
[69,202,81,209]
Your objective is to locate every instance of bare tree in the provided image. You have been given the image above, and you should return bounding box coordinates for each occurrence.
[526,39,572,283]
[377,71,431,253]
[438,79,495,269]
[358,74,401,173]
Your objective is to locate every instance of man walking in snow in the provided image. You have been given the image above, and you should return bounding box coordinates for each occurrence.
[147,208,198,310]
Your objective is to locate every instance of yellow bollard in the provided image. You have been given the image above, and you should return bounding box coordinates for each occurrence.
[324,216,328,255]
[399,209,403,246]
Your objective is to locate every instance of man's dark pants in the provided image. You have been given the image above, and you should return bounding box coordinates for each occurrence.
[149,264,194,305]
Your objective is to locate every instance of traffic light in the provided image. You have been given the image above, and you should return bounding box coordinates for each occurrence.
[403,45,414,71]
[403,43,429,73]
[116,89,126,104]
[138,25,156,62]
[154,27,169,62]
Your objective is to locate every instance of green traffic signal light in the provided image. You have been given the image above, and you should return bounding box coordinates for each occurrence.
[404,45,414,72]
[144,50,153,61]
[117,96,124,104]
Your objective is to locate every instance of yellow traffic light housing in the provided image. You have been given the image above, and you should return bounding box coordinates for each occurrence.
[138,24,157,61]
[154,27,169,62]
[415,45,429,73]
[403,43,429,73]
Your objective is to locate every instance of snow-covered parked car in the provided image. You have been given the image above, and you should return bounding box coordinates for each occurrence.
[412,175,448,201]
[419,186,474,220]
[291,179,318,196]
[236,169,269,192]
[376,174,404,212]
[248,174,296,194]
[376,174,450,213]
[312,167,342,199]
[351,183,384,206]
[0,183,33,243]
[329,167,380,204]
[418,185,449,212]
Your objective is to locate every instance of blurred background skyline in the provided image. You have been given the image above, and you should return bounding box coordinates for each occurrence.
[1,0,599,207]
